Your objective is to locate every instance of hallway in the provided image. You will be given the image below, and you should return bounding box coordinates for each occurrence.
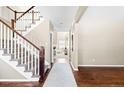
[43,58,77,87]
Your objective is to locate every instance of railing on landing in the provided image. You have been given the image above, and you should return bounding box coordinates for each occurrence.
[8,6,41,33]
[0,19,45,81]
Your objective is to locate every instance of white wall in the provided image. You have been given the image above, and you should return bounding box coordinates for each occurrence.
[25,20,51,63]
[78,6,124,66]
[0,7,13,26]
[0,7,2,17]
[53,31,57,45]
[0,59,26,79]
[0,7,14,22]
[69,23,78,70]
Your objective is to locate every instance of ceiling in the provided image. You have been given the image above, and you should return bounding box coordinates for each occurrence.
[38,6,79,32]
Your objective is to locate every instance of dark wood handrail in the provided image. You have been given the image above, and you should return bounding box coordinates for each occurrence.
[16,6,35,21]
[6,6,16,12]
[17,11,40,13]
[7,6,17,21]
[6,6,39,14]
[0,19,40,50]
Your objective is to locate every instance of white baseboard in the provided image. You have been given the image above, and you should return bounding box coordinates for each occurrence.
[70,62,78,71]
[78,65,124,67]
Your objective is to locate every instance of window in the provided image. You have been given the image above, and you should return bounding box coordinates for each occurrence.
[58,40,65,49]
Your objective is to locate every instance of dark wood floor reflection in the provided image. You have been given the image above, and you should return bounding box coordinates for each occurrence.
[0,82,42,87]
[74,67,124,87]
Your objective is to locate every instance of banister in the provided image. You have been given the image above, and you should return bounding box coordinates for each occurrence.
[16,6,35,21]
[6,6,16,12]
[17,11,40,13]
[0,19,40,50]
[6,6,17,21]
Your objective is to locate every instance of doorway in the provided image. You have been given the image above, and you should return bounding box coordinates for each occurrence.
[54,32,69,61]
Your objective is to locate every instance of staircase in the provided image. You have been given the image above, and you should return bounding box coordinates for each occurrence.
[0,7,47,81]
[11,6,44,35]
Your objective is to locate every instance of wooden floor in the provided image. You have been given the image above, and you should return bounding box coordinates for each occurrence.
[1,67,124,87]
[0,82,42,87]
[0,69,50,87]
[74,67,124,87]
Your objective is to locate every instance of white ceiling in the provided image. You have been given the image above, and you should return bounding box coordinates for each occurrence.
[38,6,79,32]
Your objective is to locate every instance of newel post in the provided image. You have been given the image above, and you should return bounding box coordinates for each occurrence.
[39,46,45,82]
[32,10,34,23]
[11,19,15,29]
[11,19,15,37]
[11,10,17,30]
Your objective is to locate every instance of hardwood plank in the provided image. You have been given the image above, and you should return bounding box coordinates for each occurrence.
[1,66,124,87]
[0,82,41,87]
[74,67,124,87]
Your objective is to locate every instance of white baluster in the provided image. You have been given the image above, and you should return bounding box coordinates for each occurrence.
[21,38,24,64]
[16,20,18,30]
[22,16,24,30]
[24,15,27,27]
[31,47,34,71]
[16,21,18,30]
[34,12,36,20]
[17,35,20,60]
[19,20,21,30]
[37,11,40,19]
[34,48,37,75]
[20,19,22,31]
[27,13,29,27]
[18,21,20,30]
[24,41,27,65]
[4,25,6,49]
[19,19,20,30]
[37,12,39,19]
[37,50,40,75]
[29,11,31,22]
[24,16,26,30]
[27,44,30,71]
[14,33,17,59]
[24,15,26,27]
[7,27,10,54]
[18,20,20,30]
[24,16,26,31]
[10,30,13,54]
[15,22,17,30]
[19,19,21,30]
